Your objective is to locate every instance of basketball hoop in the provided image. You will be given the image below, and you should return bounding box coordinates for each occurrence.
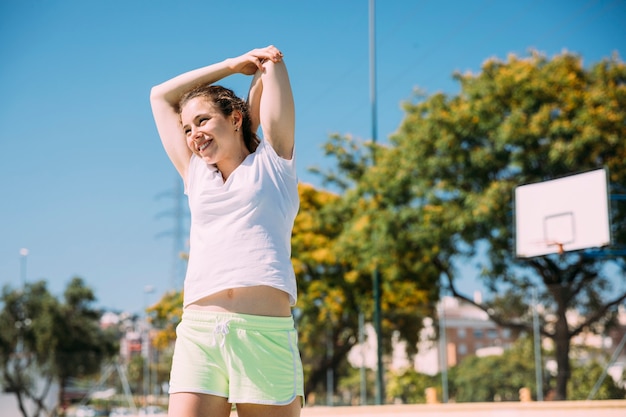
[530,239,566,256]
[514,168,611,258]
[547,241,565,256]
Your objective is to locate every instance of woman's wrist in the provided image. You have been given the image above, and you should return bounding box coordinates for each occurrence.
[224,56,245,74]
[223,57,235,71]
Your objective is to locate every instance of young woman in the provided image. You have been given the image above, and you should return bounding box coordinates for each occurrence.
[150,45,303,417]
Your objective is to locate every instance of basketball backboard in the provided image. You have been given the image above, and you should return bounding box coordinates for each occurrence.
[514,168,611,258]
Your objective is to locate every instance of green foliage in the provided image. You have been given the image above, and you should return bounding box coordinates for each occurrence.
[306,133,441,399]
[568,361,625,400]
[297,50,626,403]
[147,290,183,350]
[451,337,537,402]
[0,278,117,417]
[55,278,118,381]
[335,366,377,405]
[360,50,626,400]
[126,354,145,394]
[292,181,438,400]
[386,368,438,404]
[292,183,362,399]
[146,290,182,392]
[448,342,626,402]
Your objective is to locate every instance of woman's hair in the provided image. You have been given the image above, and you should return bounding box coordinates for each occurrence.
[178,84,260,153]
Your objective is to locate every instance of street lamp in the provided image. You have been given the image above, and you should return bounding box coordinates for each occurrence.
[19,248,28,287]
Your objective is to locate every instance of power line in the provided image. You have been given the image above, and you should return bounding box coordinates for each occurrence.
[302,0,500,145]
[381,0,497,94]
[301,0,621,151]
[535,0,623,50]
[529,0,600,48]
[297,2,430,142]
[409,0,544,97]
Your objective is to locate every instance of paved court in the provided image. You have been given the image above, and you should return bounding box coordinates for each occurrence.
[292,401,626,417]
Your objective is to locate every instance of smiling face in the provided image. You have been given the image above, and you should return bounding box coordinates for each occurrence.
[180,97,242,166]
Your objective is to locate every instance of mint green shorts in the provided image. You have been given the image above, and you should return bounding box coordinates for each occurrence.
[169,309,304,406]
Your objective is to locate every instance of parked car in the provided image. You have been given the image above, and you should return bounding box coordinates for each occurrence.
[138,405,166,415]
[109,407,134,416]
[75,406,97,417]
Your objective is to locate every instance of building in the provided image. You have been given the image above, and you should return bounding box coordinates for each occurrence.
[415,295,522,375]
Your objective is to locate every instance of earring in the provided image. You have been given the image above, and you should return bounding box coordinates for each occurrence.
[235,126,239,132]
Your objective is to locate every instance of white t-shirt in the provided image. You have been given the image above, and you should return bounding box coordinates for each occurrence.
[183,139,299,307]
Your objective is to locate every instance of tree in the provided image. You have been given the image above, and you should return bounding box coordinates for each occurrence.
[148,290,182,350]
[293,181,411,402]
[0,281,58,417]
[53,278,118,409]
[444,337,626,402]
[567,361,625,400]
[359,50,626,400]
[0,278,117,417]
[451,337,537,402]
[386,368,438,404]
[147,290,182,391]
[303,137,441,403]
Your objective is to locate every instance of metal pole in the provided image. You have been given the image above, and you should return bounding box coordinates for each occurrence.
[143,285,155,408]
[438,300,449,403]
[152,343,158,398]
[369,0,378,155]
[143,323,150,407]
[116,362,138,414]
[588,331,626,400]
[369,0,384,405]
[326,324,334,406]
[373,270,383,404]
[533,288,544,401]
[359,310,367,405]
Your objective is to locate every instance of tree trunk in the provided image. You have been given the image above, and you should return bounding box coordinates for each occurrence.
[15,389,30,417]
[553,306,571,400]
[57,377,66,416]
[304,339,356,400]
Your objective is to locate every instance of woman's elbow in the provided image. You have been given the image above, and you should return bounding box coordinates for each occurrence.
[150,85,164,103]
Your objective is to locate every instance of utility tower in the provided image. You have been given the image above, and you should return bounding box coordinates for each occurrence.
[155,178,189,290]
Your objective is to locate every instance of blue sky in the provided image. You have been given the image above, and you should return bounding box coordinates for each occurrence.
[1,0,624,314]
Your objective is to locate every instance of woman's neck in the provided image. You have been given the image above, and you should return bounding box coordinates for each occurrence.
[216,149,250,181]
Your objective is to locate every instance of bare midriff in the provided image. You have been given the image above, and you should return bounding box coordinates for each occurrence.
[186,285,292,317]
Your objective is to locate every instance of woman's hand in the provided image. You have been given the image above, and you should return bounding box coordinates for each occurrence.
[227,45,284,75]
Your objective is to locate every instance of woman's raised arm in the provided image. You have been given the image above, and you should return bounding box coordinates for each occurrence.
[258,59,295,160]
[150,46,284,179]
[150,61,236,180]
